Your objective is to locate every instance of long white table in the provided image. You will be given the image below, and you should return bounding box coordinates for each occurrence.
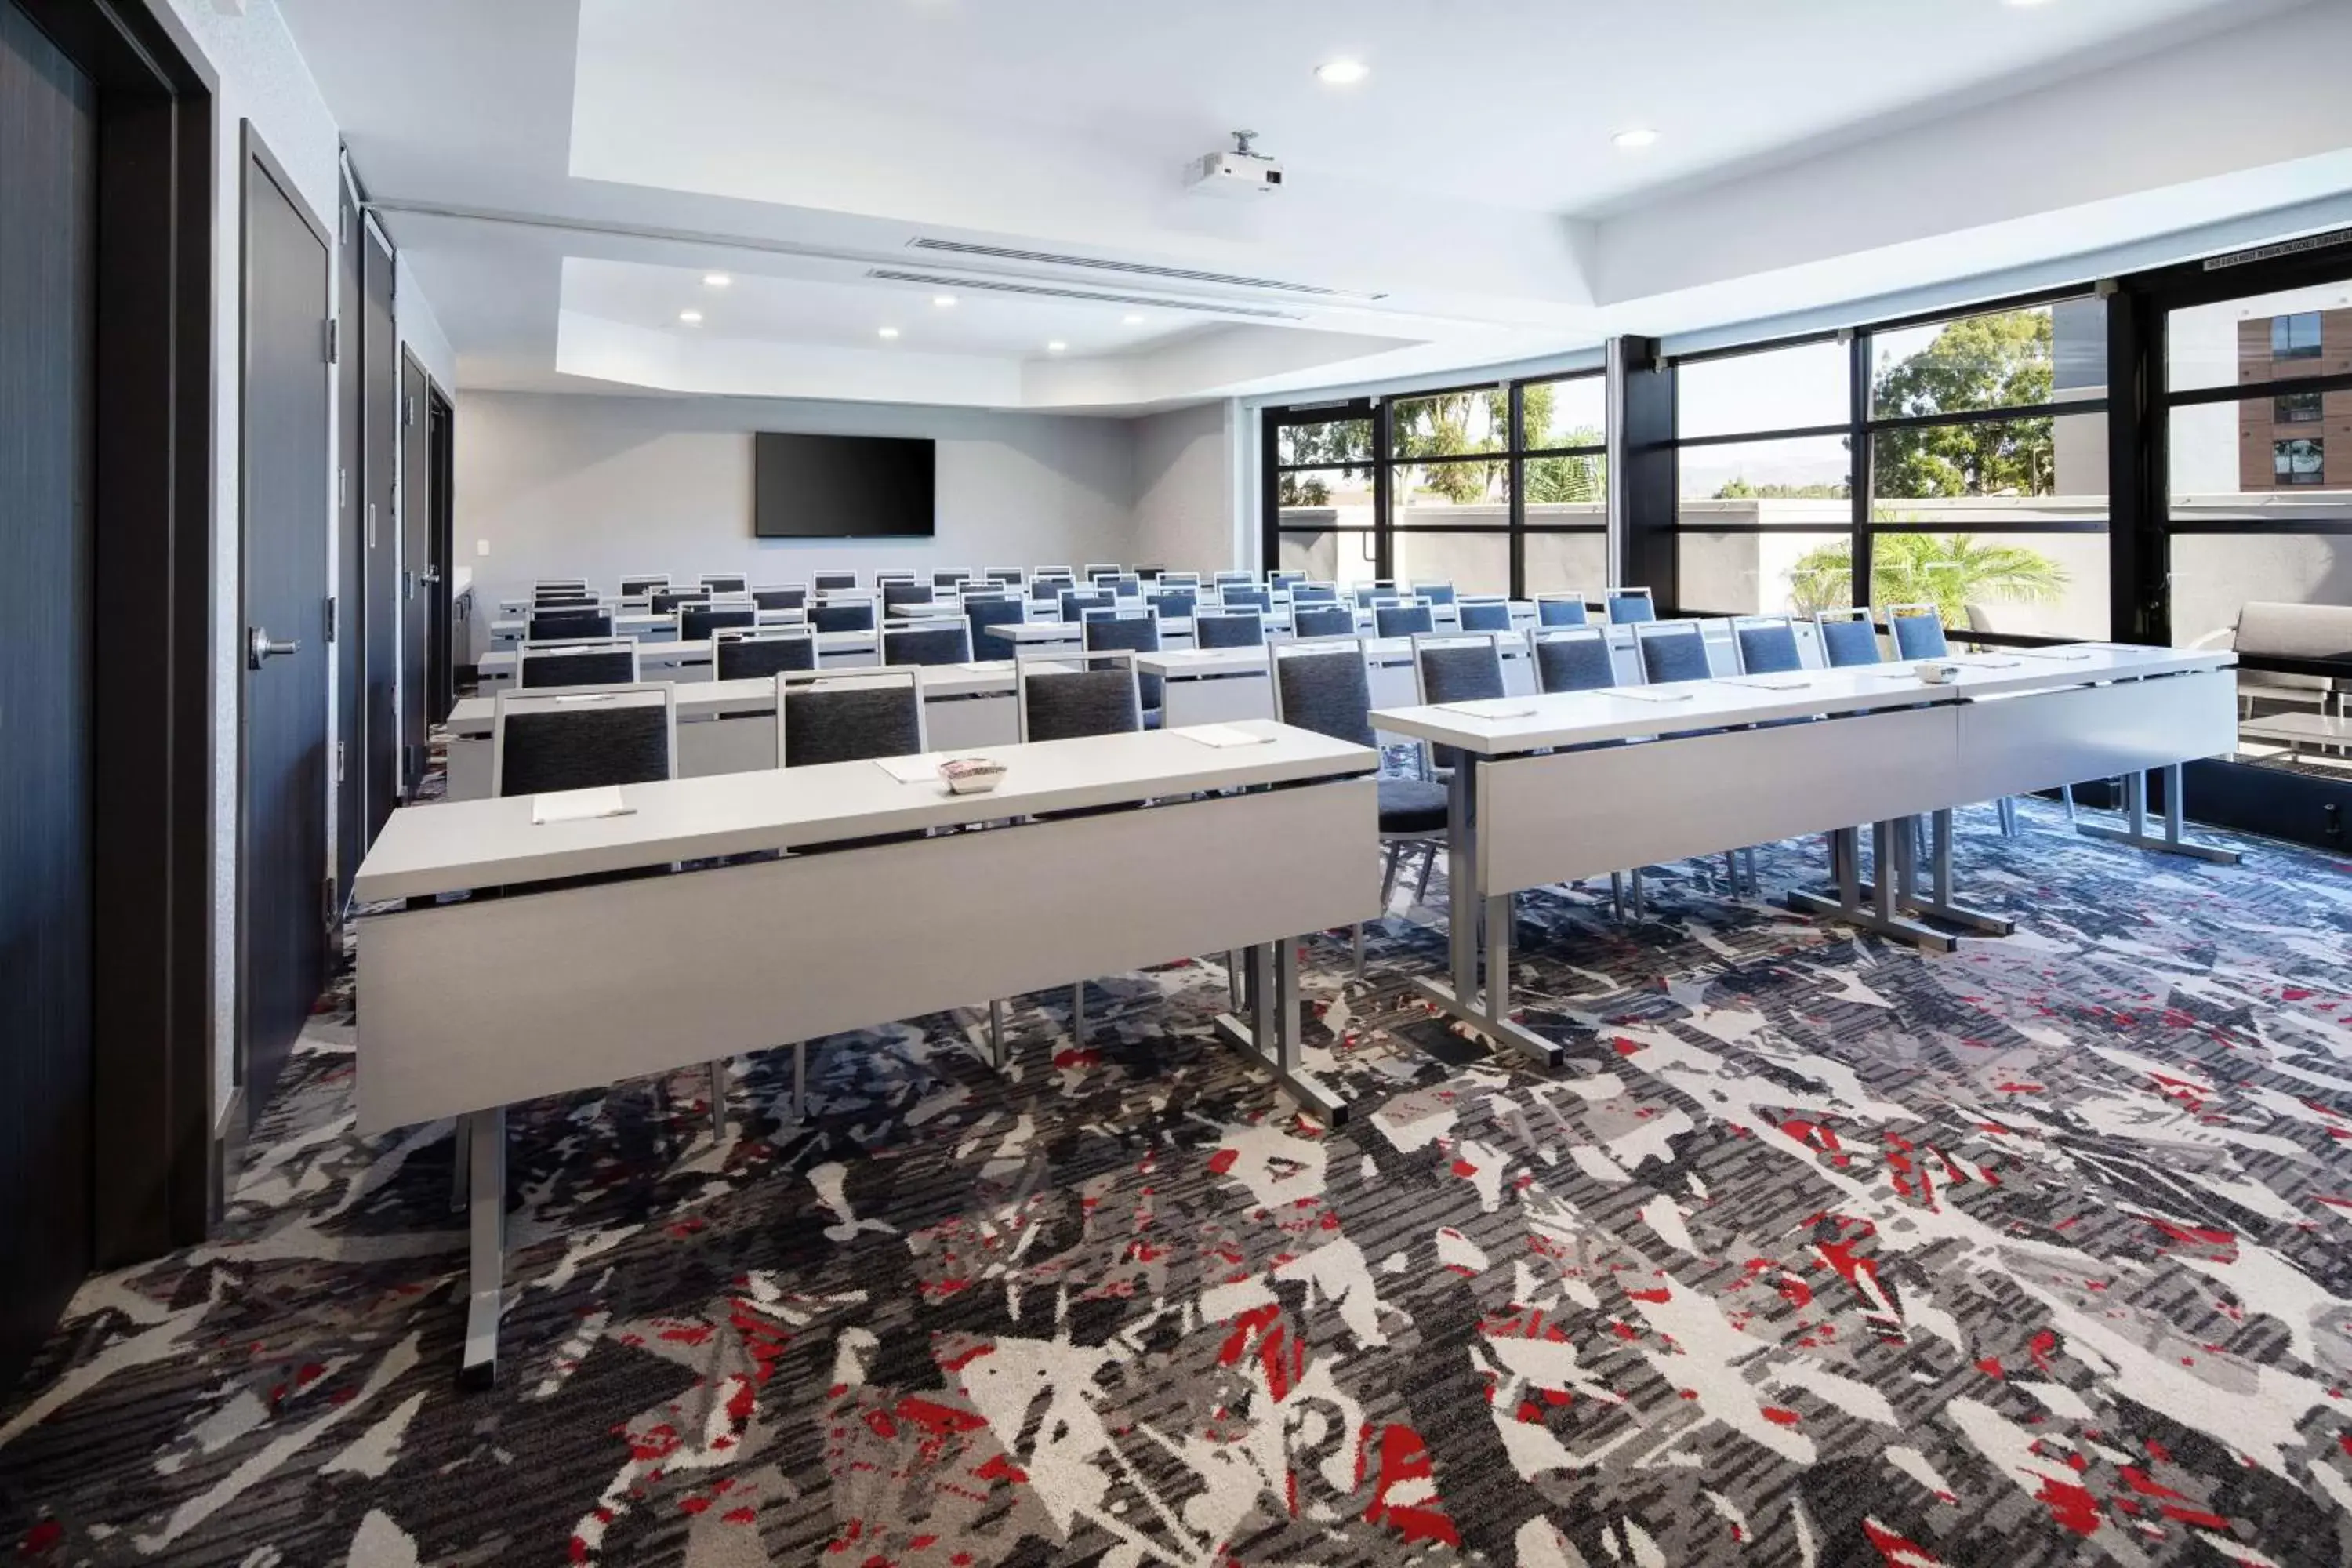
[1371,644,2241,1062]
[354,720,1381,1381]
[476,630,880,691]
[441,665,1021,798]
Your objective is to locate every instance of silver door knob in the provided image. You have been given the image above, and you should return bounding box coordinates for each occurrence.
[247,626,302,669]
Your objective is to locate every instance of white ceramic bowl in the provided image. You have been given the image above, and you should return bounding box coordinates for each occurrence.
[1915,660,1962,684]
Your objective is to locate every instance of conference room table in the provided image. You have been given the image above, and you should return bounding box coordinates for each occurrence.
[474,630,880,691]
[1369,643,2241,1063]
[350,719,1381,1381]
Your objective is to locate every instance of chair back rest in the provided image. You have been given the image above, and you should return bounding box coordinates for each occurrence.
[1018,646,1142,742]
[1083,608,1163,707]
[1885,604,1951,659]
[882,621,975,666]
[1109,574,1142,599]
[1159,572,1201,590]
[1268,569,1305,592]
[1457,596,1512,632]
[715,628,815,680]
[534,578,588,593]
[530,606,612,641]
[700,574,747,594]
[1635,619,1711,683]
[619,575,669,597]
[928,568,968,589]
[1030,576,1070,604]
[965,596,1028,652]
[1410,582,1457,607]
[1732,615,1803,675]
[1532,626,1616,694]
[1193,608,1266,649]
[681,604,756,641]
[1084,564,1122,583]
[1535,593,1589,627]
[1292,604,1356,640]
[1213,572,1255,590]
[1290,581,1338,604]
[752,585,808,612]
[521,641,637,690]
[1606,587,1657,625]
[534,590,595,609]
[1147,589,1197,622]
[1058,588,1116,622]
[985,567,1025,586]
[874,572,916,588]
[1375,602,1436,639]
[811,571,859,593]
[1031,565,1073,584]
[651,589,710,615]
[1271,640,1374,747]
[812,597,878,633]
[1815,608,1882,667]
[778,668,926,767]
[1353,586,1402,610]
[1220,585,1272,614]
[1413,633,1509,771]
[494,684,674,797]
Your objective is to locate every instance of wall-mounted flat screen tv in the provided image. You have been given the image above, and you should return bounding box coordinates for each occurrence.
[753,433,935,538]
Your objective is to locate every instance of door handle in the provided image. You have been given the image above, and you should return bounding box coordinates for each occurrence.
[420,566,441,584]
[247,626,302,669]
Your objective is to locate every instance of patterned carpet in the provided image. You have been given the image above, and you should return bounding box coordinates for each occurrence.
[5,797,2352,1567]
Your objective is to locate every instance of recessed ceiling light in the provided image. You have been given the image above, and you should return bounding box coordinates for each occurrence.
[1122,314,1145,325]
[703,273,731,288]
[1611,128,1659,150]
[1047,340,1067,353]
[677,309,703,324]
[932,294,956,307]
[1315,58,1369,85]
[878,326,900,339]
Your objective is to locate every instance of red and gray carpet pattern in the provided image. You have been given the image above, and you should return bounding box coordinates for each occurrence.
[5,806,2352,1566]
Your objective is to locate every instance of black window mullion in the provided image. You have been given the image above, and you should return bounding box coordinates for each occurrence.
[1508,381,1526,597]
[1850,331,1871,609]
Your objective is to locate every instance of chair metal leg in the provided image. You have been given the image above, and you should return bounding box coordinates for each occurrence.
[2061,782,2077,822]
[1414,842,1437,906]
[1609,870,1625,921]
[459,1106,506,1390]
[448,1115,470,1214]
[706,1059,727,1140]
[791,1041,808,1123]
[988,1000,1009,1070]
[1630,868,1646,920]
[1351,920,1365,978]
[1722,851,1740,895]
[1227,953,1244,1011]
[1073,982,1087,1043]
[1743,848,1759,898]
[1380,843,1403,907]
[1996,796,2019,838]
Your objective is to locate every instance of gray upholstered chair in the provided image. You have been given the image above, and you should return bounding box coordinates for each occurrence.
[931,568,972,590]
[699,573,747,595]
[619,574,670,598]
[1290,581,1339,604]
[984,567,1025,587]
[812,597,878,633]
[882,579,936,610]
[1220,585,1273,615]
[752,584,808,612]
[1058,587,1116,622]
[521,641,637,690]
[875,572,916,590]
[1731,615,1804,675]
[1457,596,1512,633]
[811,570,858,593]
[966,595,1028,656]
[1016,646,1142,742]
[1635,619,1712,684]
[1084,563,1123,583]
[1815,608,1882,668]
[1377,602,1437,639]
[529,605,612,641]
[1606,587,1657,626]
[681,603,757,641]
[1271,637,1450,975]
[1193,609,1266,649]
[1535,593,1591,627]
[1269,569,1305,593]
[652,588,710,616]
[1292,603,1356,640]
[1410,630,1509,784]
[1147,588,1197,624]
[1082,609,1163,723]
[883,620,976,667]
[1411,583,1457,608]
[1212,571,1256,593]
[1531,626,1616,695]
[715,627,815,680]
[776,666,925,768]
[493,683,674,797]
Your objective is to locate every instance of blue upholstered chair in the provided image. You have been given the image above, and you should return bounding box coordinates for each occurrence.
[714,627,815,680]
[881,579,935,610]
[521,641,637,691]
[1634,619,1712,684]
[699,574,747,595]
[619,574,670,598]
[966,595,1027,657]
[1147,589,1196,625]
[1731,615,1805,675]
[811,571,859,593]
[1411,583,1458,608]
[931,568,972,590]
[681,604,756,641]
[1194,609,1266,649]
[1531,626,1616,695]
[1058,587,1116,622]
[883,620,976,667]
[651,589,710,616]
[493,683,674,797]
[530,605,612,641]
[1886,604,1950,659]
[1290,581,1339,604]
[811,597,877,633]
[1220,585,1272,615]
[1292,604,1356,640]
[1375,602,1436,639]
[1535,593,1591,627]
[1606,587,1657,626]
[1815,608,1882,667]
[1082,608,1163,723]
[1457,596,1512,633]
[752,585,808,612]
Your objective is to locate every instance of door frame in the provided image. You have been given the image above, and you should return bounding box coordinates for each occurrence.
[427,384,456,724]
[9,0,216,1269]
[233,120,333,1135]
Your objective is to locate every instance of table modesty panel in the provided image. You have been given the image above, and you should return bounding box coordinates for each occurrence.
[1473,703,1958,895]
[356,776,1379,1131]
[1953,667,2240,801]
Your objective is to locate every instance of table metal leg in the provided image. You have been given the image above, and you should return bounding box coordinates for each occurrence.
[448,1115,470,1214]
[791,1041,808,1122]
[706,1059,728,1141]
[1446,764,1476,1004]
[987,1000,1009,1070]
[1871,808,2013,935]
[1406,760,1563,1066]
[459,1105,506,1390]
[2074,764,2241,864]
[1788,824,1957,952]
[1214,940,1348,1123]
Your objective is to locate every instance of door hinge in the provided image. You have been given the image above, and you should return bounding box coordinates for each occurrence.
[321,873,339,930]
[325,594,338,643]
[325,318,339,365]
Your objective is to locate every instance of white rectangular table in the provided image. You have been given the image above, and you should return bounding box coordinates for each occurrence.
[441,665,1021,798]
[476,630,880,691]
[353,720,1381,1380]
[1371,644,2241,1063]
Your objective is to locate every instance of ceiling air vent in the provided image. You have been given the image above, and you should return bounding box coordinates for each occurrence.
[866,269,1303,321]
[905,238,1384,302]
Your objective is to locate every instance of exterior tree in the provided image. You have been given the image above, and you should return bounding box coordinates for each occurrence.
[1714,477,1849,499]
[1276,416,1374,508]
[1871,310,2055,497]
[1786,532,2069,626]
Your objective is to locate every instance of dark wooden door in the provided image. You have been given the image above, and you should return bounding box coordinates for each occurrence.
[361,223,397,829]
[0,0,96,1380]
[334,179,362,906]
[398,350,430,792]
[238,128,331,1127]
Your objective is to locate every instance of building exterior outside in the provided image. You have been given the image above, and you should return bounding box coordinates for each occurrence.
[2237,307,2352,491]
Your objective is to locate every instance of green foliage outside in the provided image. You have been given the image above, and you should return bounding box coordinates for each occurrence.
[1786,532,2071,625]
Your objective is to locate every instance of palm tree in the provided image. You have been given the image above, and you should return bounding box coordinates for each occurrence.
[1786,532,2069,625]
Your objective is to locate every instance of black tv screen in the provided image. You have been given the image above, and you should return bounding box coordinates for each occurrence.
[753,433,935,538]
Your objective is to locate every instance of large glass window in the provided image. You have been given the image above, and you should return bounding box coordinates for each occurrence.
[1677,338,1847,438]
[1262,369,1606,597]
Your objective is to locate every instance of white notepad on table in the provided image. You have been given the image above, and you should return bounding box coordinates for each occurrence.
[1715,676,1811,691]
[1436,702,1537,719]
[2011,648,2093,662]
[532,786,633,826]
[1598,686,1697,703]
[1950,655,2023,668]
[872,753,946,784]
[1180,724,1276,748]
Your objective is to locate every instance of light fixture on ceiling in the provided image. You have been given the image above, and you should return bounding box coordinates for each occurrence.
[1122,314,1145,325]
[1611,128,1659,150]
[677,309,703,324]
[703,273,731,287]
[1315,58,1369,85]
[932,294,956,307]
[878,326,901,339]
[1047,341,1067,353]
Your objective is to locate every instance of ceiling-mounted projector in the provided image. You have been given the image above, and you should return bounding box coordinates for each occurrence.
[1187,130,1283,198]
